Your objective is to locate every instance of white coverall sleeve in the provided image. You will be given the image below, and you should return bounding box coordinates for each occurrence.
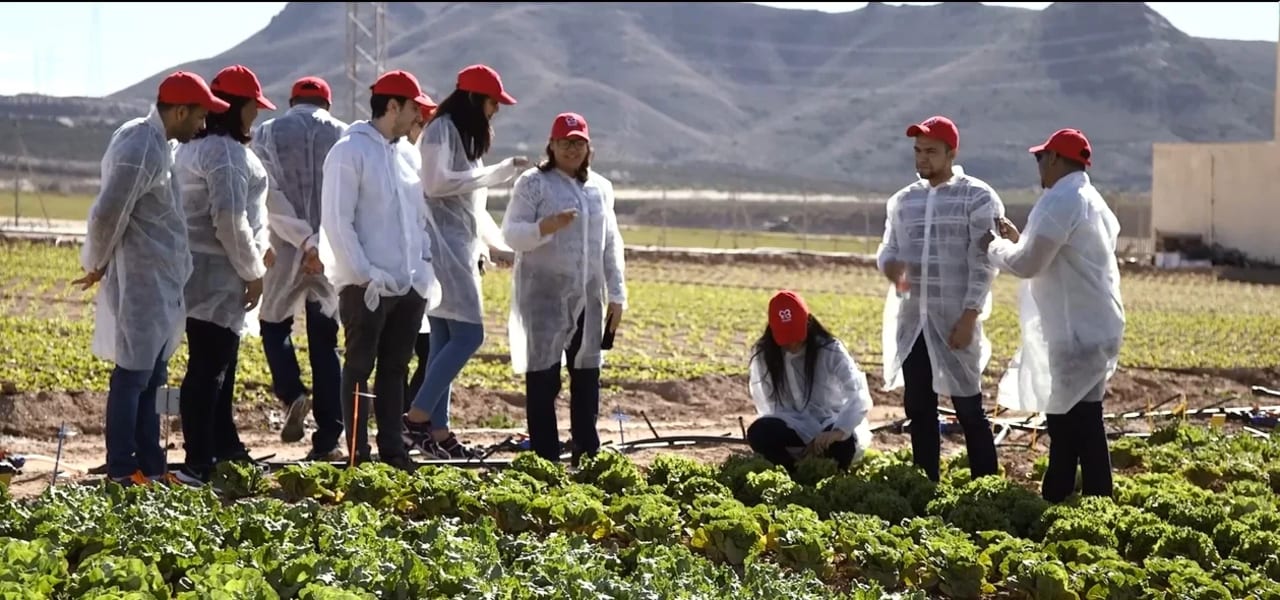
[824,343,872,435]
[252,128,316,251]
[418,123,520,199]
[207,160,267,282]
[988,193,1076,279]
[501,172,552,252]
[748,352,776,418]
[962,188,1004,311]
[601,179,628,308]
[320,147,374,285]
[81,143,157,272]
[875,189,903,274]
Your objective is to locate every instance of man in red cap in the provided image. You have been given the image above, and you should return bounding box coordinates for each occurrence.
[249,76,350,461]
[317,69,437,470]
[984,128,1125,503]
[875,114,1004,483]
[73,71,229,486]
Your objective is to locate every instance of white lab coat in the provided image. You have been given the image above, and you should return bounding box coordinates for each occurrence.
[501,167,628,375]
[250,104,348,324]
[988,171,1125,415]
[416,116,522,325]
[394,136,443,335]
[317,121,434,314]
[876,165,1005,398]
[175,135,270,335]
[748,340,874,460]
[81,106,193,371]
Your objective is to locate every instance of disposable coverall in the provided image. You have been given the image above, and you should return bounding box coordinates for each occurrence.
[81,106,193,480]
[318,120,433,462]
[988,170,1125,502]
[747,340,875,469]
[501,166,628,461]
[250,103,348,454]
[875,164,1004,481]
[173,133,270,477]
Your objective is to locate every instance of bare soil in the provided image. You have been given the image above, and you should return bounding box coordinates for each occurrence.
[3,364,1274,499]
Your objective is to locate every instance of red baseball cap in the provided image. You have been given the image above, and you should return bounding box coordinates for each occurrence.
[419,103,436,123]
[290,76,332,104]
[370,70,434,108]
[1030,128,1092,167]
[551,112,589,141]
[211,65,276,110]
[457,64,516,106]
[768,290,810,347]
[156,71,230,113]
[906,115,959,150]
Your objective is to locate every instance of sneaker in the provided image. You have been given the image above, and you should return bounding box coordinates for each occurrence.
[303,447,345,462]
[381,453,417,472]
[435,432,483,460]
[167,467,208,487]
[109,470,152,487]
[281,394,311,443]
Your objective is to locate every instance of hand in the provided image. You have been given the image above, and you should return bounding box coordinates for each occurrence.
[263,247,276,269]
[538,209,578,236]
[244,278,264,311]
[72,267,106,291]
[301,248,324,275]
[883,260,910,293]
[512,156,531,169]
[996,217,1020,243]
[979,230,995,252]
[949,309,979,350]
[606,302,624,333]
[804,428,850,458]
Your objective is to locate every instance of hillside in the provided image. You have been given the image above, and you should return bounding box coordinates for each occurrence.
[3,1,1276,193]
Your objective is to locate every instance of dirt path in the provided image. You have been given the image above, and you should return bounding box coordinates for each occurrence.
[3,365,1274,499]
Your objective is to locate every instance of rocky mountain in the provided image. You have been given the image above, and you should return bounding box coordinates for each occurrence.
[4,1,1275,193]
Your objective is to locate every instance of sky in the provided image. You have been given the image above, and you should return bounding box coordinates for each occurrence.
[0,2,1274,97]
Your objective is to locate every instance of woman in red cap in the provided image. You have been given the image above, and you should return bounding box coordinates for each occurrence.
[171,64,276,486]
[746,290,874,474]
[404,64,530,459]
[501,112,628,465]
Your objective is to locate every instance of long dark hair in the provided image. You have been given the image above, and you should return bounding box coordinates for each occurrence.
[193,91,252,144]
[430,88,492,161]
[751,315,837,410]
[537,142,591,183]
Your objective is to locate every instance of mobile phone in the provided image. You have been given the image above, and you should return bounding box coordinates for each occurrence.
[601,326,616,350]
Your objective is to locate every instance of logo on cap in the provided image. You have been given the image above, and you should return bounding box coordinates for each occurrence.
[777,309,793,323]
[564,115,578,127]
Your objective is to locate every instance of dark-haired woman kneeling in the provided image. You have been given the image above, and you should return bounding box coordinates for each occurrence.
[747,290,874,473]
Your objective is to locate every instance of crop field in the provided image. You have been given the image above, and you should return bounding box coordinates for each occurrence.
[5,235,1280,598]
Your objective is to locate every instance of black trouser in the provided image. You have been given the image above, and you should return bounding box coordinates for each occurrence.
[404,333,431,415]
[259,300,344,453]
[903,333,998,482]
[525,311,601,463]
[747,417,858,472]
[1042,385,1112,503]
[338,286,425,462]
[179,318,249,475]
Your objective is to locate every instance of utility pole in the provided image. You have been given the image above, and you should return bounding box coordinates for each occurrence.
[344,2,389,123]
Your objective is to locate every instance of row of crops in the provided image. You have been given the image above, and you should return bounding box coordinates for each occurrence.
[4,421,1280,599]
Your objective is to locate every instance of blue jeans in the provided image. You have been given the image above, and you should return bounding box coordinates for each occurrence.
[410,317,484,430]
[105,344,169,479]
[260,301,344,452]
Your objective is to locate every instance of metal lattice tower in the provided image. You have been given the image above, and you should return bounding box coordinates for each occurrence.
[344,2,388,123]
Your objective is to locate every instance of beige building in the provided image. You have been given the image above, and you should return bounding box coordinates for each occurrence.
[1151,33,1280,264]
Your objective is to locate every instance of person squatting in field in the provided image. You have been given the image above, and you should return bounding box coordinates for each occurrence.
[76,71,227,487]
[746,290,874,473]
[251,76,349,462]
[172,64,276,486]
[318,70,437,470]
[876,115,1004,483]
[501,112,628,465]
[982,128,1126,503]
[403,64,530,459]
